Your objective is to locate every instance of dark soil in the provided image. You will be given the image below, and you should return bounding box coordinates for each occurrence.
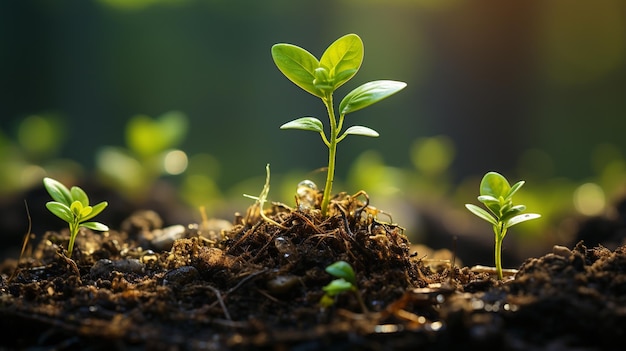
[1,190,625,350]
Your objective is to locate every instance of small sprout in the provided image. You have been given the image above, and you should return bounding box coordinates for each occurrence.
[320,260,368,313]
[465,172,541,280]
[243,164,286,229]
[43,177,109,258]
[272,33,406,216]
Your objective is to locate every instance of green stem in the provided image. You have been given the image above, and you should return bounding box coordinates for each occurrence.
[321,94,337,217]
[494,223,507,280]
[67,221,79,258]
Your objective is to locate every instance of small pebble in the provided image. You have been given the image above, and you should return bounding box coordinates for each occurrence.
[266,275,301,295]
[90,258,145,278]
[163,266,199,286]
[552,245,572,258]
[150,225,187,250]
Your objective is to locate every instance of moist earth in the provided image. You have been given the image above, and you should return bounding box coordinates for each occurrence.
[1,191,625,350]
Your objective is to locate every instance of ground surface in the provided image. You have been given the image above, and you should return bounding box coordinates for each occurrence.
[1,191,625,350]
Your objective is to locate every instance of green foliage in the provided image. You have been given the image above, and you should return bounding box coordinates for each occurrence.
[43,177,109,258]
[465,172,541,279]
[320,260,367,312]
[272,33,406,216]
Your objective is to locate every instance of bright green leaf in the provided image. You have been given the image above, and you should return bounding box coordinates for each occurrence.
[322,278,353,296]
[43,177,72,206]
[339,80,407,115]
[70,200,84,217]
[477,195,499,204]
[46,202,73,223]
[70,186,89,207]
[325,260,356,285]
[505,180,525,201]
[81,201,108,222]
[480,172,511,199]
[465,204,498,226]
[320,33,363,90]
[341,126,379,138]
[272,43,322,98]
[81,221,109,232]
[280,117,324,133]
[505,213,541,228]
[80,205,93,218]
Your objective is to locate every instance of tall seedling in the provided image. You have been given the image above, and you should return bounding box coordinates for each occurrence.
[272,34,406,216]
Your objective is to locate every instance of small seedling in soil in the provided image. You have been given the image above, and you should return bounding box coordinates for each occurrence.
[465,171,541,280]
[272,33,407,216]
[320,260,368,313]
[43,177,109,258]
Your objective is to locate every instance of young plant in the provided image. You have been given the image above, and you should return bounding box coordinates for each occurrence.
[465,172,541,280]
[272,33,407,216]
[43,177,109,258]
[320,260,367,313]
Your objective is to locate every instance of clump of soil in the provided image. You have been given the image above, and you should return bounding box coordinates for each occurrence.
[1,190,625,350]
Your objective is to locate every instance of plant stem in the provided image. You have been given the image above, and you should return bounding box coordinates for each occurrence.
[321,94,337,217]
[67,222,78,258]
[494,223,507,280]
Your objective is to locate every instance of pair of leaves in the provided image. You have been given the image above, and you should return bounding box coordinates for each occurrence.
[322,260,357,295]
[465,172,540,230]
[43,177,109,231]
[272,33,363,98]
[273,34,407,140]
[280,79,407,137]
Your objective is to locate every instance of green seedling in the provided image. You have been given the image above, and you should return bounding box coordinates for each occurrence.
[320,260,368,313]
[43,177,109,258]
[465,172,541,280]
[272,33,406,216]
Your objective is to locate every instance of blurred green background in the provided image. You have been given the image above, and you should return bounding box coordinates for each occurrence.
[2,0,626,264]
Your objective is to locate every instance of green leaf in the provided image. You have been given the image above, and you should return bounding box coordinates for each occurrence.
[80,221,109,232]
[43,177,72,206]
[325,260,356,285]
[322,278,353,296]
[505,180,525,201]
[81,201,108,222]
[341,126,379,138]
[70,200,85,217]
[465,204,498,226]
[477,195,502,217]
[500,204,526,222]
[505,213,541,228]
[272,43,323,98]
[280,117,324,133]
[477,195,499,204]
[480,172,511,199]
[339,80,407,115]
[46,202,73,223]
[320,33,363,90]
[70,186,89,207]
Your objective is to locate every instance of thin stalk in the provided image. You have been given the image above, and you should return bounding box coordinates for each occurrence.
[493,223,507,280]
[68,221,79,258]
[321,94,337,216]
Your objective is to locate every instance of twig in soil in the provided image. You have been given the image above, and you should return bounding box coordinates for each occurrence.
[291,210,324,234]
[207,269,268,316]
[334,203,354,236]
[8,200,34,284]
[207,285,232,320]
[243,164,288,229]
[56,251,82,282]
